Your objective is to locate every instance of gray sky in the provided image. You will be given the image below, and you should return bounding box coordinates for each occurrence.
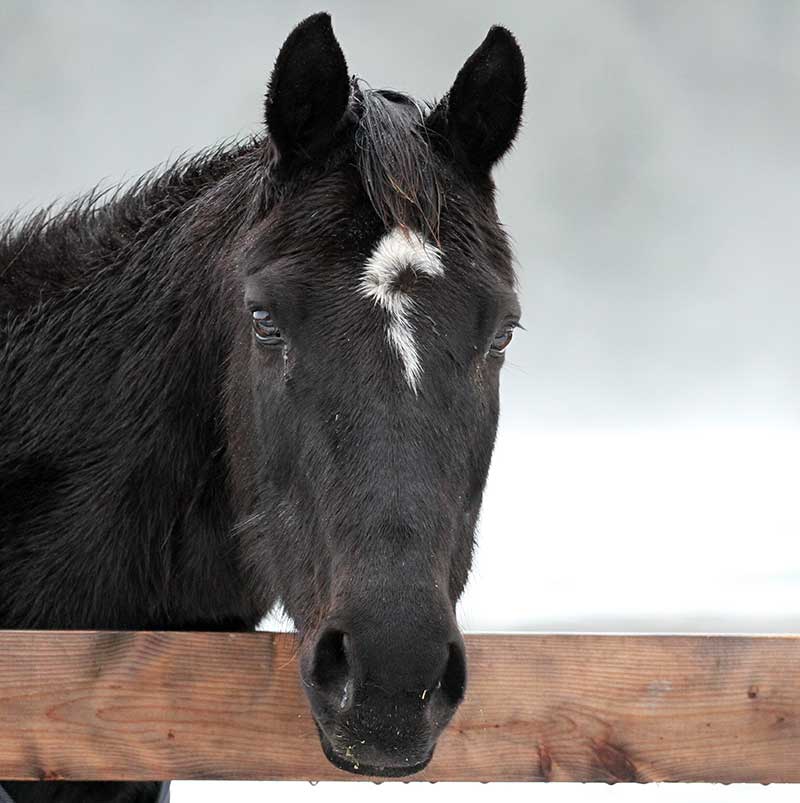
[3,0,798,429]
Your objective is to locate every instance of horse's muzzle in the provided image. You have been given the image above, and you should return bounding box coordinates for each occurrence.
[300,615,466,776]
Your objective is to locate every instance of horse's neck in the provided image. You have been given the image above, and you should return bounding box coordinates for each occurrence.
[0,154,263,630]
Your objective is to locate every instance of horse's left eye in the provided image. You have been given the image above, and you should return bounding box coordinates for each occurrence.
[490,326,514,355]
[251,310,284,346]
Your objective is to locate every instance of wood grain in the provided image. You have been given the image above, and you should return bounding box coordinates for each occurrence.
[0,632,798,782]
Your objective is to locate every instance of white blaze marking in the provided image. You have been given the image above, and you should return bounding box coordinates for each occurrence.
[360,227,443,393]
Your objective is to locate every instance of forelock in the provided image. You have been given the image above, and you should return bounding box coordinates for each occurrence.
[353,83,443,242]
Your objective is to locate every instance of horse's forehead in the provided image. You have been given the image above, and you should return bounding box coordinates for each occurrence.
[359,227,444,395]
[361,227,443,286]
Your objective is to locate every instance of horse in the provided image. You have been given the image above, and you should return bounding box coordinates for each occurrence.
[0,12,525,802]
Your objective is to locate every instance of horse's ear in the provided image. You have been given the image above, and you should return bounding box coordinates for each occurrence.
[265,13,350,163]
[428,26,525,174]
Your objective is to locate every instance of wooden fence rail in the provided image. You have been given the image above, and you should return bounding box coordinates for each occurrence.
[0,632,798,782]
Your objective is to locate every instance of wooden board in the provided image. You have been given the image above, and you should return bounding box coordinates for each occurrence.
[0,632,798,782]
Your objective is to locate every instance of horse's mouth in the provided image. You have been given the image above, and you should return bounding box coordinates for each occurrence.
[315,722,434,778]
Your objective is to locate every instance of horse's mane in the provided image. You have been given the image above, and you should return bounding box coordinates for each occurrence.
[353,84,444,242]
[0,83,444,313]
[0,141,267,313]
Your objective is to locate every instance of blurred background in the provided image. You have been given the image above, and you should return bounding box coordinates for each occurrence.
[2,0,798,634]
[2,2,799,797]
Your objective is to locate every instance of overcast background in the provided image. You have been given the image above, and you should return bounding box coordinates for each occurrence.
[2,2,799,798]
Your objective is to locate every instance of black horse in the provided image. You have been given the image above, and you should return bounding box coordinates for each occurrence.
[0,13,525,802]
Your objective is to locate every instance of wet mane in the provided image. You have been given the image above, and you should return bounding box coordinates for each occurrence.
[353,84,444,241]
[0,82,446,313]
[0,142,267,313]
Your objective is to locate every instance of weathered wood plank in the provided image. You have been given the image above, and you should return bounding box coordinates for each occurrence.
[0,632,797,782]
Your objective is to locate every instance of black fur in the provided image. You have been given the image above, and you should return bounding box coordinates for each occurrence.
[265,13,351,162]
[353,85,443,240]
[0,783,163,803]
[428,25,526,173]
[0,13,524,801]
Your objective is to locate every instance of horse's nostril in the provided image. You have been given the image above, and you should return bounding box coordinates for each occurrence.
[438,640,467,707]
[311,628,351,695]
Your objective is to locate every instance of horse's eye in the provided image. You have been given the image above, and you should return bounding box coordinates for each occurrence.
[251,310,284,346]
[490,326,514,355]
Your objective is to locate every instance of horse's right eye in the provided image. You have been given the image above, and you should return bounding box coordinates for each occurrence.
[251,310,284,346]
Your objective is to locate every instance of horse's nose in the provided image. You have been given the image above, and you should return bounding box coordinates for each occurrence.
[301,615,467,775]
[307,626,466,707]
[307,628,356,709]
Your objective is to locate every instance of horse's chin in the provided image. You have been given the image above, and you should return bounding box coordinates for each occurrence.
[315,722,434,778]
